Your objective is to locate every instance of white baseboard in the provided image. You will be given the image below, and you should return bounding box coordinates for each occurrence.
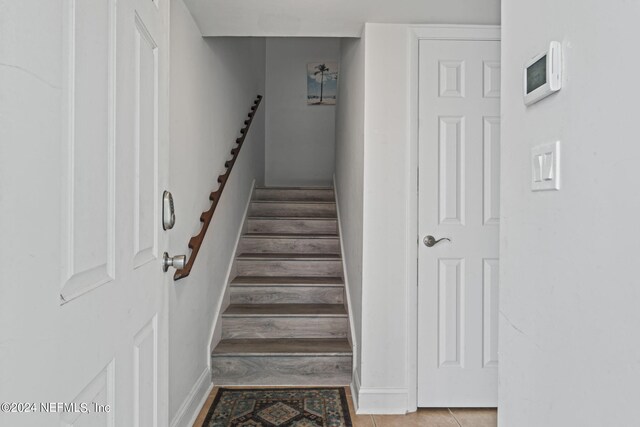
[356,384,408,415]
[332,174,358,377]
[170,367,212,427]
[351,369,361,411]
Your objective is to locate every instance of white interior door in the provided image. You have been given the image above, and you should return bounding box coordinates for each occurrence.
[41,0,168,425]
[417,39,500,407]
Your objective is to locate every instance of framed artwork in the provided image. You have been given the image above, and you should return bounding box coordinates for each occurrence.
[307,62,338,105]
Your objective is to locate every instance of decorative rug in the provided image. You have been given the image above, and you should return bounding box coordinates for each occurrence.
[202,388,352,427]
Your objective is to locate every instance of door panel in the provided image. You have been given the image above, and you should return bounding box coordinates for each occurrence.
[58,0,170,425]
[133,13,160,269]
[483,117,501,225]
[60,0,117,302]
[417,39,500,407]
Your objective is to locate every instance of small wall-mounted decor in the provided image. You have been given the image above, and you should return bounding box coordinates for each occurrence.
[307,62,338,105]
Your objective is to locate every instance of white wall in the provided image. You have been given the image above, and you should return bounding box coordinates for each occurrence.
[358,24,414,413]
[265,38,339,186]
[168,1,265,424]
[183,0,500,37]
[500,2,640,425]
[334,35,366,388]
[0,2,64,425]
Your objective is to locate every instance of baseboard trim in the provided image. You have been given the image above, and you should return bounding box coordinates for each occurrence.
[170,367,212,427]
[332,174,358,377]
[356,385,408,415]
[351,369,361,411]
[350,349,409,415]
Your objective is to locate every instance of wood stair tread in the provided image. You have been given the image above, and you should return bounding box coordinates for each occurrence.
[231,276,344,286]
[223,303,347,317]
[252,215,337,219]
[248,216,336,220]
[237,253,341,260]
[255,186,333,190]
[212,338,352,357]
[251,200,336,205]
[243,233,338,239]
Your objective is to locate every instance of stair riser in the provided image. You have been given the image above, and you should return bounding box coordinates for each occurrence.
[250,202,336,218]
[254,188,334,202]
[230,286,344,304]
[239,237,340,254]
[212,356,352,386]
[247,219,337,234]
[222,317,348,339]
[237,260,342,277]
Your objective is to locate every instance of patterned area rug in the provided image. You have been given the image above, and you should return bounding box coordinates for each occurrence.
[203,388,352,427]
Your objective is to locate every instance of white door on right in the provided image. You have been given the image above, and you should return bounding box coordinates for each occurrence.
[417,39,500,407]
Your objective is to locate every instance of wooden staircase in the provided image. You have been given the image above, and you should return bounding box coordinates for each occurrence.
[211,187,352,385]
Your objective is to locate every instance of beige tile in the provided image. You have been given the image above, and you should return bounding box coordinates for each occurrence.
[345,390,375,427]
[374,409,460,427]
[350,413,376,427]
[449,408,497,427]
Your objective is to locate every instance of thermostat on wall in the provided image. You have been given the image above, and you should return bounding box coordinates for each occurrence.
[523,41,562,106]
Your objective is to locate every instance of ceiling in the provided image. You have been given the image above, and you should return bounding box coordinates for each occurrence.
[183,0,501,37]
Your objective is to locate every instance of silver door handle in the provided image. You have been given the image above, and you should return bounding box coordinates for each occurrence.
[163,252,186,272]
[423,235,451,247]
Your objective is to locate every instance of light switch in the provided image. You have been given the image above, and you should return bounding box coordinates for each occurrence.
[532,141,560,191]
[542,152,554,180]
[533,154,543,182]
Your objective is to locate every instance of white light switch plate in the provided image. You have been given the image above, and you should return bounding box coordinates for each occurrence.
[531,141,560,191]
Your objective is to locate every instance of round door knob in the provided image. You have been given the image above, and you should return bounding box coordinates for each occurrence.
[163,252,186,272]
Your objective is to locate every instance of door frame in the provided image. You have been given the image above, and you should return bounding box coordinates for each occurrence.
[406,25,501,411]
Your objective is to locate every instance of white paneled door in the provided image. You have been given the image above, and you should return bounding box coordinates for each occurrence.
[57,0,170,425]
[417,39,500,407]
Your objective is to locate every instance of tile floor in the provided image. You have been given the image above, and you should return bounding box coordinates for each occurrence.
[193,387,497,427]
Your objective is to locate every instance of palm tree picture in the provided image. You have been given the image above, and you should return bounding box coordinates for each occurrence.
[314,63,329,102]
[307,62,338,105]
